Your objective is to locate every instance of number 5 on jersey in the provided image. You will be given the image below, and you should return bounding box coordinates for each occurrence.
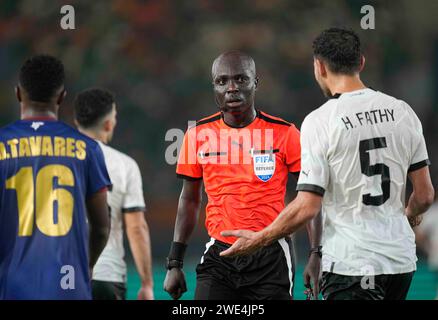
[359,137,390,206]
[5,165,75,237]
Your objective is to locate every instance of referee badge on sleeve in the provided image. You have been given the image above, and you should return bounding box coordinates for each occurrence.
[251,148,276,182]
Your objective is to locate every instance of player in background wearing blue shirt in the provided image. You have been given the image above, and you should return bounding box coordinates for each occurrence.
[0,55,111,299]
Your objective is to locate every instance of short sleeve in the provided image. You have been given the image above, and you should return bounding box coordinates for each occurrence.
[296,114,329,196]
[284,124,301,173]
[406,104,430,172]
[87,142,112,197]
[176,128,203,180]
[122,158,146,213]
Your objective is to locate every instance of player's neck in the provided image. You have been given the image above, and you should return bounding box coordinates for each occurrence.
[79,128,109,144]
[327,74,366,96]
[21,103,58,120]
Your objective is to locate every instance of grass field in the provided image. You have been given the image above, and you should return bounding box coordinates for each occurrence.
[126,261,437,300]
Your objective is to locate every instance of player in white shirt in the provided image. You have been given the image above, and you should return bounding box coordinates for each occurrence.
[220,28,435,300]
[74,88,154,300]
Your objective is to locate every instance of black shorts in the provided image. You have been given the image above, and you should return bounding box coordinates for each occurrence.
[195,238,295,300]
[91,280,127,300]
[320,271,414,300]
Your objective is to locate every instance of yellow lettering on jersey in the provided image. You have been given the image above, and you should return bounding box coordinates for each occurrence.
[36,165,74,236]
[75,140,86,160]
[18,137,31,157]
[1,136,85,160]
[0,142,6,160]
[66,138,75,158]
[7,165,74,237]
[41,136,54,156]
[54,136,66,157]
[29,136,42,156]
[5,167,34,236]
[7,139,18,158]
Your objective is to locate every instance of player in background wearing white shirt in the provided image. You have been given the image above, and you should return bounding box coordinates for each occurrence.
[220,27,435,300]
[74,88,154,300]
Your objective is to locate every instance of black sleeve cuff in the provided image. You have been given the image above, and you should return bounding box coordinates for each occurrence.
[176,173,203,181]
[122,206,146,213]
[289,171,300,180]
[296,184,325,196]
[408,159,431,173]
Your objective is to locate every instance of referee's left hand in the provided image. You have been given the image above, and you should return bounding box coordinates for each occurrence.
[219,230,262,257]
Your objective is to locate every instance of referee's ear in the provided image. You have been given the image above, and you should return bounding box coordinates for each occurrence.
[254,77,259,90]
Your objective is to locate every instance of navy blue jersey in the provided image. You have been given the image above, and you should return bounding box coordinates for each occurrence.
[0,118,111,300]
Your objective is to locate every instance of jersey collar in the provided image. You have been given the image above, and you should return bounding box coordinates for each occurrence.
[220,109,259,129]
[330,87,375,99]
[21,116,57,121]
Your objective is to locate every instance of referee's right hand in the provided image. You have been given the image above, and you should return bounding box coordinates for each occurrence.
[164,268,187,300]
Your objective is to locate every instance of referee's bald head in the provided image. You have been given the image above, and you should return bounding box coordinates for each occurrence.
[212,51,256,78]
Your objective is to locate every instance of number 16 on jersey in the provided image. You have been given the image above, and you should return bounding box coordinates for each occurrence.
[5,164,75,237]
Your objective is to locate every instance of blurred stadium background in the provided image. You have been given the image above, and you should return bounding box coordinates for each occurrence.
[0,0,437,299]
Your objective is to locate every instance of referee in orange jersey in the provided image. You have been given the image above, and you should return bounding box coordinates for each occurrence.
[164,51,322,300]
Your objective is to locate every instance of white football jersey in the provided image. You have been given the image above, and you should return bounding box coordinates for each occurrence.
[297,88,430,276]
[92,141,146,283]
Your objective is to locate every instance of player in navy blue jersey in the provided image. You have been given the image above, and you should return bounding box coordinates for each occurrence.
[0,55,112,299]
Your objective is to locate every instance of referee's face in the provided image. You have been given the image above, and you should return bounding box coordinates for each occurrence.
[212,55,257,118]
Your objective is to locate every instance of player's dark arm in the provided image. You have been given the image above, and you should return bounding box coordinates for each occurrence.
[164,179,203,300]
[86,190,110,270]
[303,210,322,299]
[306,212,322,251]
[406,166,434,225]
[173,179,203,244]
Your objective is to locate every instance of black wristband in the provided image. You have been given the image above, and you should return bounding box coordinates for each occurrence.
[309,245,322,258]
[166,258,184,270]
[168,241,187,261]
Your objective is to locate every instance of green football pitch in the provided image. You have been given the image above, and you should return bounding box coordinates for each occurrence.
[126,261,437,300]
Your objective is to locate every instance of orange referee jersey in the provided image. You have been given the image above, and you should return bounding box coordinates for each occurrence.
[177,110,301,244]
